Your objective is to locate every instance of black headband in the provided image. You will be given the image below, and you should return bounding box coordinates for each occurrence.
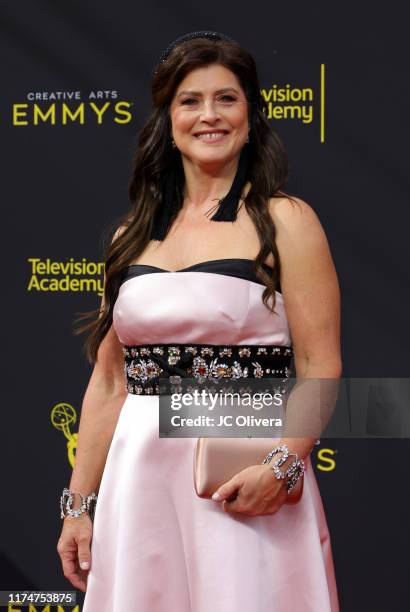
[157,30,238,66]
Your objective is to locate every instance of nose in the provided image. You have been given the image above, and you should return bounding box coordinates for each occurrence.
[199,98,220,122]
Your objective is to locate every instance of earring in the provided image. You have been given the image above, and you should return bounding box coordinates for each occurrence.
[171,138,176,148]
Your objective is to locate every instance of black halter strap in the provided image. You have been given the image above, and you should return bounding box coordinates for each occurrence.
[150,144,250,241]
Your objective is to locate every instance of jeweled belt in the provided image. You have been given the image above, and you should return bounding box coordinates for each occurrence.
[122,343,293,395]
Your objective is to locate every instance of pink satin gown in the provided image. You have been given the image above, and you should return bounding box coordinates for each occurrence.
[82,259,340,612]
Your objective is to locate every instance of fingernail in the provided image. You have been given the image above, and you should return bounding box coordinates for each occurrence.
[80,561,89,569]
[212,492,221,501]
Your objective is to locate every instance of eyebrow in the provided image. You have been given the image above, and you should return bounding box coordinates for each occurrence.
[176,87,240,98]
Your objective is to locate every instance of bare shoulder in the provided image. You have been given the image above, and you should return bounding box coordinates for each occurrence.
[268,195,323,235]
[267,194,337,294]
[268,195,331,254]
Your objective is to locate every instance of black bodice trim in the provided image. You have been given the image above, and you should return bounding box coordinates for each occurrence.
[121,258,281,293]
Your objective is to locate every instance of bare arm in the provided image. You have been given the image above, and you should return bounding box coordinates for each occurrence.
[273,197,341,379]
[270,196,342,463]
[69,223,128,498]
[57,226,127,590]
[68,324,128,497]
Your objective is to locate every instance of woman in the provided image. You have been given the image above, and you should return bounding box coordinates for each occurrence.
[57,31,341,611]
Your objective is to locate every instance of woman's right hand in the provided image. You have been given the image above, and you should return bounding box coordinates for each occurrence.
[57,514,93,592]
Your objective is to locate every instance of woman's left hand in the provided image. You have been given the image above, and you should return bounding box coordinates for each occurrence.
[211,464,288,516]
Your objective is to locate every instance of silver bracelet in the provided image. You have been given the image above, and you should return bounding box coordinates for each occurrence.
[60,487,98,520]
[261,444,305,493]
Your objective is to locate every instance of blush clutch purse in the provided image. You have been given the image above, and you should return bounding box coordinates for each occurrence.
[193,437,304,503]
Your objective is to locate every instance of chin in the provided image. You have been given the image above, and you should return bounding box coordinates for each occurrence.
[187,147,234,164]
[197,155,231,167]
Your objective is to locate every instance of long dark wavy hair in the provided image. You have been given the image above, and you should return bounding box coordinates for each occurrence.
[74,36,298,365]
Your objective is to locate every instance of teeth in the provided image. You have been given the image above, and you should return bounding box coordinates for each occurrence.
[196,132,226,140]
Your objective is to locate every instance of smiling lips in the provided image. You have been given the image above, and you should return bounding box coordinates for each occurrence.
[194,130,229,141]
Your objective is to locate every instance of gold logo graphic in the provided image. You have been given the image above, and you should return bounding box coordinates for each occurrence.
[13,90,133,127]
[28,258,104,296]
[261,84,314,123]
[51,402,78,467]
[316,447,337,472]
[261,64,326,142]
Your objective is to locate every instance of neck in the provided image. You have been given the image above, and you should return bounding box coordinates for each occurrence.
[181,155,250,209]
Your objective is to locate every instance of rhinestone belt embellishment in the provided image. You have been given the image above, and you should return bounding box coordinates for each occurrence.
[122,344,293,395]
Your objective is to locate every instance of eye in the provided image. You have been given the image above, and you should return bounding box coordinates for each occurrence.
[219,95,236,102]
[181,98,197,105]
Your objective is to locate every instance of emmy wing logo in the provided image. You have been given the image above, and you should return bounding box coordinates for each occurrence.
[51,402,78,467]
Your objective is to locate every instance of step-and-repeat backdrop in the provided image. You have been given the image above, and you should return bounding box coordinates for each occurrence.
[1,2,408,611]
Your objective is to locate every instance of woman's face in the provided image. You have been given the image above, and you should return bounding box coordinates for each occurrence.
[169,63,249,167]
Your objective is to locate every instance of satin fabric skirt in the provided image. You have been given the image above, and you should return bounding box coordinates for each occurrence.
[82,393,340,612]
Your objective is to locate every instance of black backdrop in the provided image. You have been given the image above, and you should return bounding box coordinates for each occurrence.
[1,1,409,611]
